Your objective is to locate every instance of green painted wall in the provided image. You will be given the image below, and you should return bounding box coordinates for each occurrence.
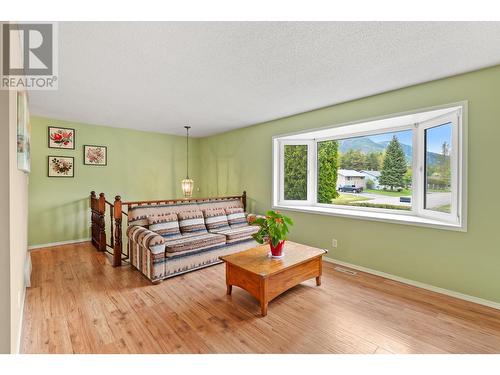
[29,66,500,303]
[29,117,201,246]
[198,65,500,303]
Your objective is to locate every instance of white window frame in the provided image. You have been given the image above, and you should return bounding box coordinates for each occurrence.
[272,102,467,232]
[416,110,461,224]
[278,140,315,206]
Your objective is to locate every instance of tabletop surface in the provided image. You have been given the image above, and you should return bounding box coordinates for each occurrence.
[219,241,326,277]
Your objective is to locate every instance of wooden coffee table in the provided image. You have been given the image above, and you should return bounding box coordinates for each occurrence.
[219,241,327,316]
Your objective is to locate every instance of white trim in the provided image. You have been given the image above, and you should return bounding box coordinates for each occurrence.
[272,101,466,141]
[28,237,91,250]
[323,257,500,311]
[25,252,31,288]
[273,204,465,232]
[416,111,460,224]
[14,284,26,354]
[277,140,314,206]
[14,253,31,354]
[315,123,414,143]
[272,102,467,231]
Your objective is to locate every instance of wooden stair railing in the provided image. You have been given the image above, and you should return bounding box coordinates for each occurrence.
[90,191,247,267]
[90,191,129,266]
[90,191,106,251]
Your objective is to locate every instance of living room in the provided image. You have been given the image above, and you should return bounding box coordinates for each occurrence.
[2,1,500,372]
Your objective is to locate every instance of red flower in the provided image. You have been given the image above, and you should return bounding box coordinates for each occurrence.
[53,133,62,141]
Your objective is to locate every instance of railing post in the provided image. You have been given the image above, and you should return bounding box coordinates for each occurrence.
[113,195,122,267]
[242,190,247,211]
[90,191,97,248]
[98,193,106,251]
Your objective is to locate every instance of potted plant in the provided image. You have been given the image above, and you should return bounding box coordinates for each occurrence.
[250,210,293,258]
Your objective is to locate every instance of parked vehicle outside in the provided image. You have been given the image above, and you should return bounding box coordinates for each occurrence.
[338,185,363,193]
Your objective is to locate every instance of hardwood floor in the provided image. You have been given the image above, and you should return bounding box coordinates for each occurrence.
[21,242,500,354]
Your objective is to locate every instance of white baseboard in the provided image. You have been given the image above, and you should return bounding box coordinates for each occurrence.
[15,252,33,353]
[15,283,26,354]
[28,237,91,250]
[323,257,500,311]
[25,252,31,288]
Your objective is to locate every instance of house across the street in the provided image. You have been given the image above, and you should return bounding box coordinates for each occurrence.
[337,169,366,189]
[360,170,382,189]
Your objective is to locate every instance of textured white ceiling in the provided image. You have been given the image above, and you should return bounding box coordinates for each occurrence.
[29,22,500,137]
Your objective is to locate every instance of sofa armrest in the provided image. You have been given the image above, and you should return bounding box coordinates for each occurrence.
[127,225,166,255]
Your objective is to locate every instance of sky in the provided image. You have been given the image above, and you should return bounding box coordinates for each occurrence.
[425,123,452,154]
[357,122,452,155]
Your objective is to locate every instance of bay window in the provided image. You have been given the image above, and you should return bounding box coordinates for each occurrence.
[272,103,467,231]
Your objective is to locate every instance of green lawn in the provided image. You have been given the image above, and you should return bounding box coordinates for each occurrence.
[331,193,411,211]
[365,188,411,197]
[331,193,372,205]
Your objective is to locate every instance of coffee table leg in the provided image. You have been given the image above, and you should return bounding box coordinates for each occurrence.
[316,276,321,286]
[225,263,232,295]
[259,277,269,316]
[260,301,268,317]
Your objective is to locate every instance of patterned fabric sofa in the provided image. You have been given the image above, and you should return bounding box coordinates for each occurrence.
[126,197,259,282]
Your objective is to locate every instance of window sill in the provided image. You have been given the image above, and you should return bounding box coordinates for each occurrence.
[272,204,466,232]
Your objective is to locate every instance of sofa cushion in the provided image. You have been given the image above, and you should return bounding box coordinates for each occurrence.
[213,226,259,244]
[128,198,244,227]
[177,210,208,234]
[203,208,231,232]
[164,232,226,257]
[225,207,247,228]
[148,213,182,239]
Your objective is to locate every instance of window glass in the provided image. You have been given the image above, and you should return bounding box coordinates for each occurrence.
[284,144,308,200]
[324,129,413,211]
[317,140,339,204]
[424,123,452,213]
[274,106,463,229]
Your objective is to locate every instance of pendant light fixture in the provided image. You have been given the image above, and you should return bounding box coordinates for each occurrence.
[181,125,194,198]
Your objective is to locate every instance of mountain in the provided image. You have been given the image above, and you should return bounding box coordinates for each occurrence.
[338,138,385,154]
[338,138,442,166]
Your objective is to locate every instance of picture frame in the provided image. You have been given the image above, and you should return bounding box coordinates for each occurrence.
[48,156,74,177]
[83,145,107,166]
[17,91,31,173]
[48,126,75,149]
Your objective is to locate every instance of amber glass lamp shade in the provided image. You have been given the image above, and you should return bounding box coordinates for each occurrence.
[181,178,194,198]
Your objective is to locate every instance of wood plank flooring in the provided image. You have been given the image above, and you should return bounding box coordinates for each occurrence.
[20,242,500,353]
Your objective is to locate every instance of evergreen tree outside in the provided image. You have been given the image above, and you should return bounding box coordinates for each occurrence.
[440,141,451,189]
[403,168,412,188]
[379,136,407,190]
[317,140,340,203]
[283,144,308,200]
[365,152,383,170]
[339,149,366,170]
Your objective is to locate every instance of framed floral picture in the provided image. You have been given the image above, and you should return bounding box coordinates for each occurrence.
[17,91,31,173]
[48,156,74,177]
[84,145,107,166]
[48,126,75,149]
